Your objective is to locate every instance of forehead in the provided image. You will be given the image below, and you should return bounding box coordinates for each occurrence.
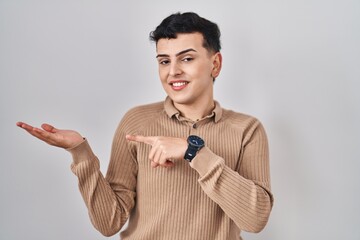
[156,32,206,55]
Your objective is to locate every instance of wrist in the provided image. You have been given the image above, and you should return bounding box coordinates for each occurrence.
[184,135,205,162]
[189,147,224,176]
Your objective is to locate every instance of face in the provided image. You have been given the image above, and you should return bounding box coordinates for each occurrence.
[156,32,222,108]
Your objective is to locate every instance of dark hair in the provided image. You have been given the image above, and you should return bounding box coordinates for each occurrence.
[149,12,221,53]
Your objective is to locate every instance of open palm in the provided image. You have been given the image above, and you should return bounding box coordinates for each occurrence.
[16,122,84,149]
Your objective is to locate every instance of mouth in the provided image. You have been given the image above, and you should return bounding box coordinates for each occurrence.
[169,81,189,90]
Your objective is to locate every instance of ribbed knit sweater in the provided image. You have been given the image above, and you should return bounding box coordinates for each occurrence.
[67,97,273,240]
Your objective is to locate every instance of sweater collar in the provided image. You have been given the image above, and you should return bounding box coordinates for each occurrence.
[164,96,222,123]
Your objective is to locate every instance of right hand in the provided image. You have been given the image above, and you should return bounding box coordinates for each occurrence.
[16,122,84,149]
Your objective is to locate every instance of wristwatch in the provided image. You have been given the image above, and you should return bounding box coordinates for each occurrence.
[184,135,205,162]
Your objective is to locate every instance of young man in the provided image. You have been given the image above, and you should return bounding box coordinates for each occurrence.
[17,12,273,240]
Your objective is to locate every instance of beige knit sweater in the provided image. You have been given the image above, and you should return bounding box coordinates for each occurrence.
[67,97,273,240]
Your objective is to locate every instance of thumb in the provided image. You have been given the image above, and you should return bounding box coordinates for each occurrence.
[41,123,58,133]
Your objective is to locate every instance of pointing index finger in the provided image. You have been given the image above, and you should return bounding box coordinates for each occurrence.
[126,135,155,146]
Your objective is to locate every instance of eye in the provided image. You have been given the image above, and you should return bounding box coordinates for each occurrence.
[159,59,170,65]
[182,57,194,62]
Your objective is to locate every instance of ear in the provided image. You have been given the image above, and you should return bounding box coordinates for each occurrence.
[211,52,222,78]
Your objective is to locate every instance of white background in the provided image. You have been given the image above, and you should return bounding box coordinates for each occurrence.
[1,0,359,239]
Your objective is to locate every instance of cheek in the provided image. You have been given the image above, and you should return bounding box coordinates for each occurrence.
[158,68,167,82]
[192,62,213,78]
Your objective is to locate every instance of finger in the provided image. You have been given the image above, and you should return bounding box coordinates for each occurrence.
[149,157,173,168]
[28,126,60,144]
[21,126,51,142]
[34,127,54,138]
[16,122,35,131]
[158,151,169,165]
[151,160,160,168]
[31,127,56,142]
[17,122,51,141]
[16,121,24,127]
[41,123,58,133]
[126,135,156,146]
[163,160,175,168]
[148,141,158,161]
[152,147,163,164]
[17,122,64,147]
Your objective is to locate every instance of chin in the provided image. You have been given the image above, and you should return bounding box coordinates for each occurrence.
[167,94,192,105]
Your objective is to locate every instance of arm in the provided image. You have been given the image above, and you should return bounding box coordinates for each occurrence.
[190,122,273,233]
[68,137,136,236]
[127,121,273,233]
[16,121,137,236]
[68,120,137,236]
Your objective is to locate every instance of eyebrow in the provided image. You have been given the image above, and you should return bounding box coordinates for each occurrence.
[156,48,197,58]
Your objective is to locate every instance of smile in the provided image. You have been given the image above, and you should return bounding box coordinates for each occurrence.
[169,81,189,90]
[172,82,187,87]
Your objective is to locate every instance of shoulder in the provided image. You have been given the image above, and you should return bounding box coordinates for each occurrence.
[221,108,260,128]
[118,100,165,132]
[221,107,266,143]
[124,101,164,118]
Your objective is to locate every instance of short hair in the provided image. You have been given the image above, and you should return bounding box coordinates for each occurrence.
[149,12,221,53]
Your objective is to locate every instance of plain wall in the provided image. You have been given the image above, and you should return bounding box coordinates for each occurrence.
[1,0,359,239]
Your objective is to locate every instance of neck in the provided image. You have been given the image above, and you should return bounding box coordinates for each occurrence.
[174,98,215,121]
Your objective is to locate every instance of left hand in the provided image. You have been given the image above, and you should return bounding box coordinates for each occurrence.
[126,135,187,168]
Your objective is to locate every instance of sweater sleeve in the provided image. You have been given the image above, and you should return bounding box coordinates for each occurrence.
[190,121,273,233]
[67,119,137,237]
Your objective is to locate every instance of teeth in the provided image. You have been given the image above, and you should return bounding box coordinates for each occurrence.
[172,82,187,87]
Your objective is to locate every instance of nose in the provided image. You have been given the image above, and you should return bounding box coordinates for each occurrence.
[169,61,182,77]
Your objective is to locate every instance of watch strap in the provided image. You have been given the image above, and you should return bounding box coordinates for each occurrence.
[184,145,197,162]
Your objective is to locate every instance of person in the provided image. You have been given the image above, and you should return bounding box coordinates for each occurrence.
[16,12,273,240]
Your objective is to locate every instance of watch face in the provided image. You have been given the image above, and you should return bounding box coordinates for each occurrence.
[188,135,204,147]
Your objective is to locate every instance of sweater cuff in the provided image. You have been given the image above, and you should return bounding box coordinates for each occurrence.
[66,139,96,164]
[189,146,224,177]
